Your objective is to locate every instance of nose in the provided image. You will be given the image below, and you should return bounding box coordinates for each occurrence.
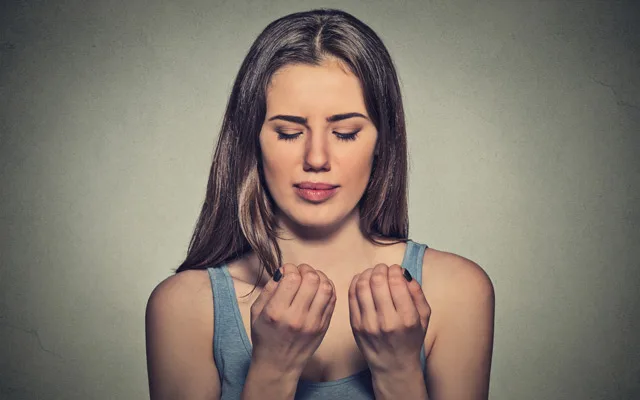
[303,131,330,171]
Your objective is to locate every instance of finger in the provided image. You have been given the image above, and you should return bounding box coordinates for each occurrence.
[250,265,285,317]
[355,268,379,332]
[369,264,398,320]
[348,273,362,329]
[387,264,420,321]
[320,284,337,329]
[266,263,301,311]
[309,269,335,320]
[406,277,431,328]
[289,264,322,314]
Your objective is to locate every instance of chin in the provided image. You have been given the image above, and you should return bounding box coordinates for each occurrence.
[279,204,350,234]
[293,209,339,226]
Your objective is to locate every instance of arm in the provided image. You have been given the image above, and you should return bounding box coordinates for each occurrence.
[241,358,301,400]
[424,253,495,399]
[145,270,221,400]
[372,254,494,399]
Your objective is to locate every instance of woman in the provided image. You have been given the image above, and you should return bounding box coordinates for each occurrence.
[145,8,494,400]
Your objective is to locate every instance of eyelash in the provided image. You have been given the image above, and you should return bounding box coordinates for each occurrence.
[275,130,360,142]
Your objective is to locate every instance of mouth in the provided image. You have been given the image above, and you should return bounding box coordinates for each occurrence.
[293,182,339,203]
[294,182,339,190]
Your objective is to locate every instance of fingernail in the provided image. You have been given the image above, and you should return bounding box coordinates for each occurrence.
[403,268,413,282]
[273,269,282,282]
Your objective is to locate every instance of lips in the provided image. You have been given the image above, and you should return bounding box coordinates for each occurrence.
[294,182,338,190]
[294,186,339,202]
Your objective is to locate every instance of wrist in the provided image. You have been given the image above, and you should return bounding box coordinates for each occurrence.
[369,355,422,377]
[371,364,428,400]
[249,355,302,382]
[242,358,301,400]
[371,362,422,381]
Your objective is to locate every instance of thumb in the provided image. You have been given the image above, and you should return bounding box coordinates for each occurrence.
[250,265,285,318]
[404,271,431,327]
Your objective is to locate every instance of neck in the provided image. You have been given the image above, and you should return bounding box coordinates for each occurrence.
[280,220,376,278]
[254,208,390,282]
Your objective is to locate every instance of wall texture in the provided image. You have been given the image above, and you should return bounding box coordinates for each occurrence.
[1,1,638,399]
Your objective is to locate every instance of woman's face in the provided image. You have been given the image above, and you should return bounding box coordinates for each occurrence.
[259,59,378,232]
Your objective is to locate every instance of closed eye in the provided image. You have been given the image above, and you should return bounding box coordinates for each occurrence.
[276,130,360,142]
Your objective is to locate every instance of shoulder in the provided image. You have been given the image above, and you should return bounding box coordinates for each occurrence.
[421,246,495,331]
[145,269,220,399]
[146,269,214,316]
[418,247,494,397]
[422,247,494,303]
[146,269,215,342]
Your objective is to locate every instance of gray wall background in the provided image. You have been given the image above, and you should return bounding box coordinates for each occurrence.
[1,1,638,399]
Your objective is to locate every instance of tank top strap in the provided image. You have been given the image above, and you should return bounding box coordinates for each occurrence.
[207,265,252,377]
[402,239,428,286]
[400,239,429,373]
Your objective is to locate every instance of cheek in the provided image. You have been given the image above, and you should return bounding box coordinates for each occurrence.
[263,148,290,171]
[341,154,375,191]
[260,141,294,188]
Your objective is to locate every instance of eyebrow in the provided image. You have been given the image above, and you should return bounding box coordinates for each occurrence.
[267,112,369,126]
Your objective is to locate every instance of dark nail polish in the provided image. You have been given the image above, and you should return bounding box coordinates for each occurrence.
[273,269,282,282]
[403,269,413,282]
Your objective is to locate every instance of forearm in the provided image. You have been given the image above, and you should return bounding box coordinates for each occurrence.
[240,360,300,400]
[371,365,429,400]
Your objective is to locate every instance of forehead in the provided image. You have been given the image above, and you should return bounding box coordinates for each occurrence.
[265,60,367,115]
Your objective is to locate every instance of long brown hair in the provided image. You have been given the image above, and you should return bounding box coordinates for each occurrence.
[175,8,410,293]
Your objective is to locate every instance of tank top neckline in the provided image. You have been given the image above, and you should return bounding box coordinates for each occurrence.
[218,239,420,388]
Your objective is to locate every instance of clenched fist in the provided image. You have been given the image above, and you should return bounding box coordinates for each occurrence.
[348,263,430,374]
[249,263,337,376]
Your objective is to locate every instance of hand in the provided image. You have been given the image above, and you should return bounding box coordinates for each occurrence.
[249,263,337,377]
[348,264,430,374]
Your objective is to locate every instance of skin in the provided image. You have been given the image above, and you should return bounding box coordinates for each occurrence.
[145,57,495,400]
[254,58,493,398]
[258,58,383,279]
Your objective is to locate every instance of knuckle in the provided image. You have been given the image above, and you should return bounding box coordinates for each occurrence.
[402,317,419,329]
[263,308,280,324]
[364,325,379,335]
[281,263,297,273]
[303,271,321,284]
[388,275,405,286]
[283,273,302,284]
[356,280,371,292]
[379,323,395,335]
[319,281,333,295]
[356,279,370,291]
[370,274,387,287]
[299,323,319,336]
[288,319,304,332]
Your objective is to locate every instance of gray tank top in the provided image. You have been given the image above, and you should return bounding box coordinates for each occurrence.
[207,239,429,399]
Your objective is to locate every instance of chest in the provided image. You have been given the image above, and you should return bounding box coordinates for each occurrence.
[223,241,434,383]
[234,281,369,383]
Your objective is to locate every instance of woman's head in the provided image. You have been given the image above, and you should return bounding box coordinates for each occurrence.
[176,8,409,278]
[259,59,378,238]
